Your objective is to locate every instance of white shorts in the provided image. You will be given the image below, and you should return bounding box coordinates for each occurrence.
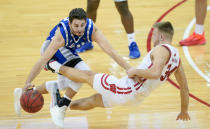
[93,73,146,107]
[114,0,127,2]
[57,61,90,92]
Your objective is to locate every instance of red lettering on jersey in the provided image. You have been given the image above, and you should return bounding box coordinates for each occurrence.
[160,64,177,81]
[110,84,117,93]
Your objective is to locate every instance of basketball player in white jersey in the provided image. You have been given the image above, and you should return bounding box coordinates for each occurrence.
[48,21,190,127]
[14,8,131,127]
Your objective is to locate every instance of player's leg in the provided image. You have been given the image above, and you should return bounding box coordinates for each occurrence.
[114,0,140,59]
[86,0,100,22]
[115,0,133,34]
[50,61,94,128]
[59,65,95,87]
[195,0,207,25]
[70,93,104,110]
[179,0,207,46]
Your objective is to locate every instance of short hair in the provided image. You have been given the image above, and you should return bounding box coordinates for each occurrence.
[69,8,86,23]
[153,21,174,39]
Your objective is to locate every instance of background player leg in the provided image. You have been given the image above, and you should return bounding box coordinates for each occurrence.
[86,0,100,22]
[115,1,140,59]
[179,0,207,46]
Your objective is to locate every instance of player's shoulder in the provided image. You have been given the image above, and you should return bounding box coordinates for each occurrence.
[151,44,170,57]
[153,44,168,52]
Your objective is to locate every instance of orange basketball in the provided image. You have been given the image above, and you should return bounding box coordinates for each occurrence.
[20,90,44,113]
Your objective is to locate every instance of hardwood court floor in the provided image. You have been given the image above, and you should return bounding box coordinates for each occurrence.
[0,0,209,128]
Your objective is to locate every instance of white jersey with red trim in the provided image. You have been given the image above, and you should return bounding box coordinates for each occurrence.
[93,44,180,107]
[135,44,180,97]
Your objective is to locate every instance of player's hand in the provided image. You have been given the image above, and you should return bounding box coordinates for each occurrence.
[176,112,190,121]
[127,67,136,78]
[23,83,35,93]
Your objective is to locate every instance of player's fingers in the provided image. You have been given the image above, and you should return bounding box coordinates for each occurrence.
[176,115,180,120]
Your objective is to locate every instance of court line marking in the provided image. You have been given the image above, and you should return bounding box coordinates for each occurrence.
[182,6,210,83]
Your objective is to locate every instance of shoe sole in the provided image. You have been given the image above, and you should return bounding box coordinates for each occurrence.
[179,41,206,46]
[129,54,141,59]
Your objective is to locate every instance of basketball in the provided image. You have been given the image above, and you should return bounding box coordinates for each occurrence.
[20,90,44,113]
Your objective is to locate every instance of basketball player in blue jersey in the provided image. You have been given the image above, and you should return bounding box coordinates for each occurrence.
[14,8,131,127]
[81,0,141,59]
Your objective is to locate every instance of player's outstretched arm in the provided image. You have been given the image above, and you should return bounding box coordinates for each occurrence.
[127,46,168,79]
[23,29,64,92]
[92,25,131,71]
[174,61,190,121]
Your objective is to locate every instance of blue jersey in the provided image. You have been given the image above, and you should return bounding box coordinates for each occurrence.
[45,18,94,64]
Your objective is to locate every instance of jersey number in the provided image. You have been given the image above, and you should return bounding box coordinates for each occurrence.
[160,64,177,81]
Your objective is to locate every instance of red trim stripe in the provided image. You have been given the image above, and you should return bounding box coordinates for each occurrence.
[161,44,171,65]
[148,63,153,69]
[178,58,181,68]
[117,91,132,94]
[103,74,132,91]
[117,87,131,90]
[134,82,140,87]
[100,74,146,94]
[101,74,109,90]
[104,74,109,86]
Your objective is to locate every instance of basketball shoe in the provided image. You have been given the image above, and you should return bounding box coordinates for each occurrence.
[14,88,22,116]
[50,88,70,128]
[129,42,141,59]
[179,32,206,46]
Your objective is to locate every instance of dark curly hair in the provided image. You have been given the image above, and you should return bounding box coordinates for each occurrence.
[69,8,86,23]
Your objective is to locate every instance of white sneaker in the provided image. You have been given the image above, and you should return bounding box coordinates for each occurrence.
[14,88,22,116]
[50,105,67,128]
[48,85,59,109]
[48,85,67,128]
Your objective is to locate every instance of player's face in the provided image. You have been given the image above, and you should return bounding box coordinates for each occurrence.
[152,28,160,46]
[70,19,86,36]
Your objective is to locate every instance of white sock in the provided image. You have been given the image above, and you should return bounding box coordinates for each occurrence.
[49,61,62,73]
[127,33,136,46]
[195,24,204,35]
[33,87,36,91]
